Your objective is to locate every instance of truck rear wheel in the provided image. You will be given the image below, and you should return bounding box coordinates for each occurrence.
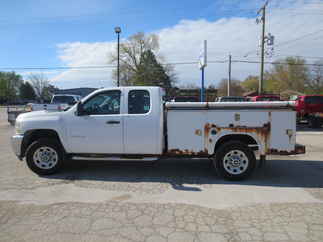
[308,116,321,129]
[214,141,256,181]
[26,138,64,175]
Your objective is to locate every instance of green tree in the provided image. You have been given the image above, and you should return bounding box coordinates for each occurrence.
[217,78,244,97]
[265,57,309,94]
[306,60,323,94]
[0,72,23,104]
[109,32,176,88]
[132,50,174,93]
[20,82,36,100]
[241,75,259,92]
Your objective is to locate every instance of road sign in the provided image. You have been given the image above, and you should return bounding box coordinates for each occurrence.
[198,40,207,70]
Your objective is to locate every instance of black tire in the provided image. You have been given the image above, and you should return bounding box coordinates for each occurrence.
[26,138,64,175]
[214,141,256,181]
[308,116,321,129]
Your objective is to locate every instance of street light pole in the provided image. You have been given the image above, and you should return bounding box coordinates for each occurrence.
[114,27,121,87]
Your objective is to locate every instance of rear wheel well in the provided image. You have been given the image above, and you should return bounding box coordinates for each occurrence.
[22,129,64,158]
[214,134,258,153]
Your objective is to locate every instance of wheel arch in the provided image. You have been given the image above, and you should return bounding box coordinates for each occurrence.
[21,129,65,158]
[213,133,263,155]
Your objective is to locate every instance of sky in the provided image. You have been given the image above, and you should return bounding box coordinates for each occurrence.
[0,0,323,89]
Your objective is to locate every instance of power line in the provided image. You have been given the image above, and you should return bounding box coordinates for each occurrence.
[275,29,323,49]
[2,59,323,72]
[231,60,323,66]
[0,65,116,71]
[244,28,323,57]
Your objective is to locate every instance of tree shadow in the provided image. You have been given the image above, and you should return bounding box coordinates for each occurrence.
[43,158,323,190]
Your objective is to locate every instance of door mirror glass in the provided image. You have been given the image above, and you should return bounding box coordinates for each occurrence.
[76,102,86,116]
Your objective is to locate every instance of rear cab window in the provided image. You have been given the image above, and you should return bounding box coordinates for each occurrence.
[52,96,75,104]
[128,90,150,114]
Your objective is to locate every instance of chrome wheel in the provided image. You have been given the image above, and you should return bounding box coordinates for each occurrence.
[223,149,249,175]
[33,146,58,170]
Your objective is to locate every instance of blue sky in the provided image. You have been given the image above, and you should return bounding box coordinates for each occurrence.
[0,0,322,89]
[0,0,225,67]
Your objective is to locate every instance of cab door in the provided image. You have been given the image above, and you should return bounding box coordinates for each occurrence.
[123,89,159,154]
[67,90,124,154]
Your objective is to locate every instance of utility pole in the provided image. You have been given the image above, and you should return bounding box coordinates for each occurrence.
[228,54,232,96]
[257,0,269,95]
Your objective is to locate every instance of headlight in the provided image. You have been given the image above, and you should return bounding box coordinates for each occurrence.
[15,121,23,135]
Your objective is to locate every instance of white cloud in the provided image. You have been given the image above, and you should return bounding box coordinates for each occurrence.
[52,0,323,89]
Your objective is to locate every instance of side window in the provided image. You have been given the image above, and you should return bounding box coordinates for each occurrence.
[128,90,150,114]
[83,90,121,115]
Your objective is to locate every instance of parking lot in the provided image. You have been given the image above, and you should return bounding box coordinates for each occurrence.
[1,107,323,242]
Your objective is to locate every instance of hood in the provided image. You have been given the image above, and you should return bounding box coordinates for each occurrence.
[16,110,62,121]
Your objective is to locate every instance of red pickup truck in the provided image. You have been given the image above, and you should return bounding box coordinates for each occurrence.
[249,95,281,102]
[295,95,323,128]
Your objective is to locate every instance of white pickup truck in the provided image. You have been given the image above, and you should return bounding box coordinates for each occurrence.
[26,94,81,112]
[11,86,305,180]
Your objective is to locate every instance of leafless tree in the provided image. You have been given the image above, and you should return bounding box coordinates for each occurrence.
[29,73,50,102]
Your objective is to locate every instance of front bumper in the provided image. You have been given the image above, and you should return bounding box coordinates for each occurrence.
[11,135,24,160]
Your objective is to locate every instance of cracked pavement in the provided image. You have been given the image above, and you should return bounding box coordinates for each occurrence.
[1,108,323,241]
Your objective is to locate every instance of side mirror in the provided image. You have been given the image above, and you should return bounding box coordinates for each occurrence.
[76,102,85,116]
[69,101,77,105]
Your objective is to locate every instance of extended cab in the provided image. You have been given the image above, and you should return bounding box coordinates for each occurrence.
[11,87,305,180]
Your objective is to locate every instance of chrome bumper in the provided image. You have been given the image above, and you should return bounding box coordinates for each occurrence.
[11,135,24,160]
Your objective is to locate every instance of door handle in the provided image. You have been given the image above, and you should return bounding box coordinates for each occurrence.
[106,120,120,124]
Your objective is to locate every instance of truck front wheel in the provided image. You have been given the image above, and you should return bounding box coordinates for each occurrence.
[26,138,64,175]
[213,141,256,181]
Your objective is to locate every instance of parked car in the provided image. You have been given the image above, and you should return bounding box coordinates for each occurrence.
[172,96,199,102]
[216,96,248,102]
[11,87,305,180]
[249,95,281,102]
[7,94,81,125]
[51,94,82,105]
[295,95,323,128]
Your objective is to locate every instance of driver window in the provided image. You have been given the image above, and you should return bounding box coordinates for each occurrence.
[83,90,121,115]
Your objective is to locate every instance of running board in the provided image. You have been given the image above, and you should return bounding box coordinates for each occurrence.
[72,156,159,161]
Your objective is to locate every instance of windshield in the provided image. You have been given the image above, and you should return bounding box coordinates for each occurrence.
[52,96,75,104]
[174,97,198,102]
[305,96,323,104]
[220,97,247,102]
[257,96,280,101]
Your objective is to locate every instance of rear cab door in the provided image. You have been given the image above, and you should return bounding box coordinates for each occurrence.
[123,87,163,155]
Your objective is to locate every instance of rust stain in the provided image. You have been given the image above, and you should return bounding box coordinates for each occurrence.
[268,144,305,155]
[195,129,202,136]
[204,122,271,140]
[166,149,208,157]
[204,121,272,154]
